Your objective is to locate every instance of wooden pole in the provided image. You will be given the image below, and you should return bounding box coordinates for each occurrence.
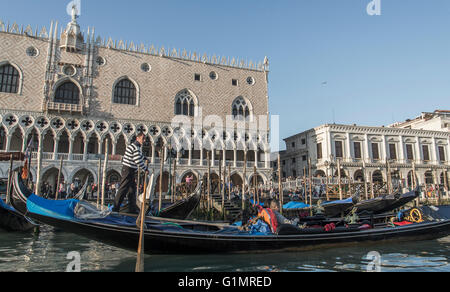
[337,159,342,200]
[55,156,63,200]
[363,160,368,200]
[101,140,109,210]
[370,171,375,199]
[172,158,177,203]
[158,148,164,212]
[219,155,224,212]
[325,174,330,202]
[97,158,101,209]
[308,158,312,216]
[228,164,231,201]
[444,170,449,195]
[277,154,282,214]
[253,165,257,204]
[207,151,211,211]
[135,166,147,273]
[242,150,247,211]
[6,154,13,204]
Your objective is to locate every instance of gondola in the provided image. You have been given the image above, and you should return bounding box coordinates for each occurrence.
[283,194,358,218]
[0,196,37,232]
[374,188,420,214]
[11,171,450,254]
[156,182,202,220]
[354,190,415,215]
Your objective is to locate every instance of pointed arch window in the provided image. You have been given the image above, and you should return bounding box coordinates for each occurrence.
[175,89,197,117]
[232,97,252,120]
[113,79,137,105]
[0,64,20,93]
[54,81,80,104]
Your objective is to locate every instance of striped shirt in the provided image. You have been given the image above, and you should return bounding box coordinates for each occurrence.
[122,141,149,172]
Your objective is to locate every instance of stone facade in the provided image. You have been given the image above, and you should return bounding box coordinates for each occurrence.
[281,123,450,189]
[0,13,271,195]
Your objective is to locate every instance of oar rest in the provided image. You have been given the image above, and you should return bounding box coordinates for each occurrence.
[276,224,362,236]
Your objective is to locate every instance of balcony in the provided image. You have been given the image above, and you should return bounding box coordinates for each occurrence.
[46,101,83,114]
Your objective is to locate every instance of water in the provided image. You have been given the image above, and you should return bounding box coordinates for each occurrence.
[0,226,449,272]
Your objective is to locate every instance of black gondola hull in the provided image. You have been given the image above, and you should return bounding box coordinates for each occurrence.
[0,206,36,232]
[26,211,450,254]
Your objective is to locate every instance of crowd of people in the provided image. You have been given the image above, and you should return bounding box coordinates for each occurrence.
[40,180,120,201]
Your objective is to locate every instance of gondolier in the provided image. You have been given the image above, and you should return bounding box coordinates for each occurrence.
[113,133,149,214]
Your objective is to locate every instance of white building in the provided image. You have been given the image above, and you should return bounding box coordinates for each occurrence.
[390,110,450,132]
[281,122,450,190]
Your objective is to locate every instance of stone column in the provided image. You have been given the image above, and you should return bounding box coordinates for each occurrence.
[233,147,237,168]
[200,147,204,166]
[211,148,215,167]
[151,143,155,164]
[188,146,192,166]
[53,137,59,160]
[223,149,226,167]
[68,138,74,161]
[5,134,12,152]
[398,135,405,162]
[83,139,88,162]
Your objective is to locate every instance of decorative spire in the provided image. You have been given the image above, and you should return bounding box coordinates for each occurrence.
[60,4,84,52]
[71,4,78,23]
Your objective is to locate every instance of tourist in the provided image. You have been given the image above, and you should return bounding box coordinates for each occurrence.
[112,132,149,214]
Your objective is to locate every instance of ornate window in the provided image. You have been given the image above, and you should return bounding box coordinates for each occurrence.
[232,97,252,120]
[54,81,80,104]
[175,89,197,117]
[0,64,20,93]
[113,79,137,105]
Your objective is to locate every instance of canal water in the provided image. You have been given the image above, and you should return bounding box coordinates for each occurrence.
[0,225,448,272]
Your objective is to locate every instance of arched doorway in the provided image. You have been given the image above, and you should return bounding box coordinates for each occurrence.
[424,171,434,184]
[72,132,85,155]
[9,128,23,151]
[72,169,94,187]
[41,167,65,198]
[181,171,198,194]
[107,170,121,185]
[249,174,264,187]
[372,170,383,184]
[87,134,99,154]
[314,170,326,178]
[230,173,243,190]
[354,170,365,182]
[42,130,55,153]
[57,130,70,154]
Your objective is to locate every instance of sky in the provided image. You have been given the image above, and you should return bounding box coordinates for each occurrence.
[1,0,450,150]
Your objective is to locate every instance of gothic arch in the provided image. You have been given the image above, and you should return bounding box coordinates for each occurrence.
[232,96,253,121]
[174,89,198,117]
[0,60,23,94]
[112,76,140,106]
[51,77,83,104]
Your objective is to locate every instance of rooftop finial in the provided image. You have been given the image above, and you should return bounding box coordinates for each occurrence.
[71,4,78,23]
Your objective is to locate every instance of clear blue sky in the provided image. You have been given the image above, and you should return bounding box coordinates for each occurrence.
[1,0,450,150]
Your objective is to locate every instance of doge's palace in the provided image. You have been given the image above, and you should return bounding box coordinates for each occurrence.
[0,7,272,196]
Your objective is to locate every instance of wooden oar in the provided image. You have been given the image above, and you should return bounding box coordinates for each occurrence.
[135,167,148,273]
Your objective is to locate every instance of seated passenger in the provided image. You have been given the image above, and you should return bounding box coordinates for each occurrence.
[255,199,296,233]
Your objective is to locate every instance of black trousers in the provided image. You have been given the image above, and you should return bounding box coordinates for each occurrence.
[113,166,138,213]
